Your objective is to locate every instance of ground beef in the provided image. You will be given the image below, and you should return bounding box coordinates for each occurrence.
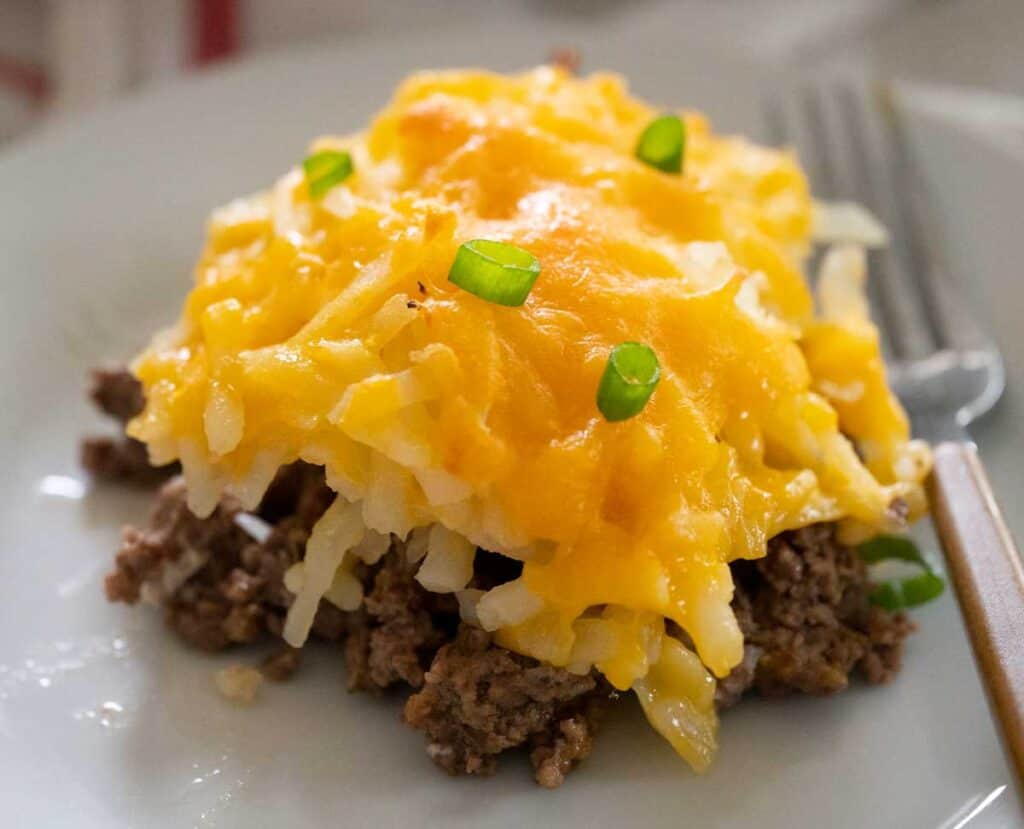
[80,435,173,485]
[104,476,246,605]
[713,644,763,710]
[96,414,912,785]
[529,694,607,788]
[720,524,914,703]
[105,464,344,651]
[88,366,146,422]
[344,545,457,692]
[261,647,302,682]
[81,366,178,484]
[403,625,602,781]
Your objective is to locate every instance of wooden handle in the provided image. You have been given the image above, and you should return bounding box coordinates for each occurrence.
[928,442,1024,786]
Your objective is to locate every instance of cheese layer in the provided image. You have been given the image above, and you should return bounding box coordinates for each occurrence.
[128,68,928,771]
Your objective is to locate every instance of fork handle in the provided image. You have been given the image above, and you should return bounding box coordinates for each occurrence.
[929,442,1024,787]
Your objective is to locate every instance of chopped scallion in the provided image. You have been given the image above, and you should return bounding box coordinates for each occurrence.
[597,342,661,422]
[857,534,945,611]
[447,239,541,306]
[869,581,902,612]
[857,535,926,567]
[870,572,945,611]
[303,150,353,199]
[635,114,685,174]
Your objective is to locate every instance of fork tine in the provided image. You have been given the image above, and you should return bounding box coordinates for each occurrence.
[873,82,953,349]
[762,96,787,149]
[810,83,942,362]
[763,89,836,199]
[801,88,839,198]
[794,83,901,358]
[831,83,914,360]
[875,82,1004,377]
[765,76,1006,431]
[766,78,956,363]
[763,92,828,299]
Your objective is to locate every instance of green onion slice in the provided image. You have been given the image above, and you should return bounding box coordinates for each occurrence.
[857,534,945,610]
[635,114,685,174]
[303,150,353,199]
[447,239,541,306]
[596,342,661,422]
[870,572,945,611]
[858,535,927,567]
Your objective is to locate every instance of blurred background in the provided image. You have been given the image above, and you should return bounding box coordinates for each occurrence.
[0,0,1021,146]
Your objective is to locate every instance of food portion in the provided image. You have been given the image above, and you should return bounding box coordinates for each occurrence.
[90,66,936,783]
[92,395,910,785]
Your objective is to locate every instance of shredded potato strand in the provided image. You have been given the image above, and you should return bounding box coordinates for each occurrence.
[282,497,365,646]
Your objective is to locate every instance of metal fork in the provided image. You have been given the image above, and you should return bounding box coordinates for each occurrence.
[767,79,1024,787]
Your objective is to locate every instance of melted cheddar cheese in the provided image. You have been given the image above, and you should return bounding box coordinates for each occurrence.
[128,67,929,770]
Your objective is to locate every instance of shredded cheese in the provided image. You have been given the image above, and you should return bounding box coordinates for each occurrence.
[127,67,930,771]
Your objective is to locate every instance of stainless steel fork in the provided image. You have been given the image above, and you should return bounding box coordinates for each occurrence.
[767,79,1024,787]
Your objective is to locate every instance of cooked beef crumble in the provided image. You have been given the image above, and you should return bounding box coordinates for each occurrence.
[81,367,178,484]
[404,624,605,783]
[714,525,914,708]
[102,463,606,784]
[86,372,913,786]
[106,466,347,650]
[728,525,913,701]
[345,542,458,692]
[529,694,606,789]
[89,365,146,421]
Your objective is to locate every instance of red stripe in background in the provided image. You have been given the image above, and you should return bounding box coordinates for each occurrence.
[193,0,239,65]
[0,55,49,103]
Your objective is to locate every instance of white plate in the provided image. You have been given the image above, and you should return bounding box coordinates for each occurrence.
[1,15,1022,828]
